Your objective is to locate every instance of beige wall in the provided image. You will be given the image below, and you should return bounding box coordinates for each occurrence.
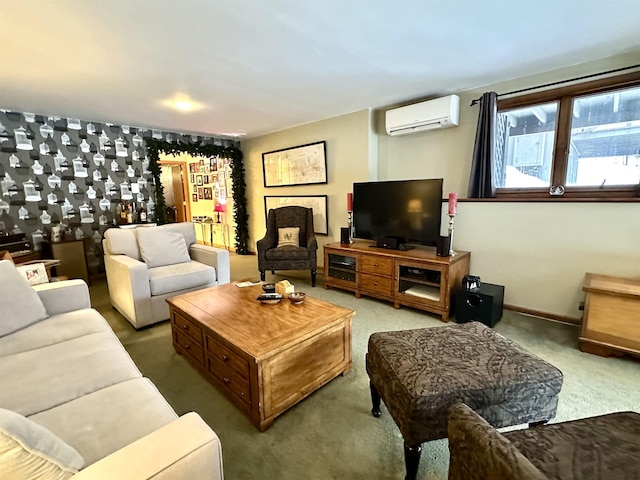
[241,53,640,320]
[241,109,373,253]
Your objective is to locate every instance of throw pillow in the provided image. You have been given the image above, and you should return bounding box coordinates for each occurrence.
[0,260,48,337]
[137,228,191,268]
[277,227,300,248]
[0,408,85,479]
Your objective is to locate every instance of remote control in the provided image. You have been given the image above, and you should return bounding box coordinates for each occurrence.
[257,293,283,301]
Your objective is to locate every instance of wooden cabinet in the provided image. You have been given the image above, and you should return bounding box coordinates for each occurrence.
[580,273,640,358]
[324,242,470,321]
[41,239,90,284]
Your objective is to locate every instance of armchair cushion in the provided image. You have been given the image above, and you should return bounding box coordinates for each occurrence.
[0,260,48,337]
[278,227,300,247]
[148,261,216,296]
[0,407,85,479]
[266,246,311,260]
[137,229,190,268]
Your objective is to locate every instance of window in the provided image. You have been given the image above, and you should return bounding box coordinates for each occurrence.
[495,71,640,199]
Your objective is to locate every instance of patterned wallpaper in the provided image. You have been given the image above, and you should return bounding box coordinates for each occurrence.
[0,108,238,275]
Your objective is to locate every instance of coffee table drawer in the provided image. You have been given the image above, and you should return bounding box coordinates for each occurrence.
[172,312,203,346]
[206,335,249,377]
[174,329,204,366]
[207,357,251,404]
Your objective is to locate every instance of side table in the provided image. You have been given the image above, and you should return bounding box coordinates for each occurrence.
[41,239,90,284]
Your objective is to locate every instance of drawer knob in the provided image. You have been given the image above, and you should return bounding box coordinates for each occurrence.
[223,377,230,384]
[182,324,189,330]
[222,354,229,362]
[184,344,190,350]
[374,282,378,285]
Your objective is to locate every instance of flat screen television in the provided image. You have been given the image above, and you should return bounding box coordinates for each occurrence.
[353,178,443,248]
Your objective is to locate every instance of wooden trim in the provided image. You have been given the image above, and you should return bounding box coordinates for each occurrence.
[504,303,582,326]
[498,71,640,109]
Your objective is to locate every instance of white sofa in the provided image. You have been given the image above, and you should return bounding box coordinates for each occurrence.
[0,259,223,479]
[103,222,230,329]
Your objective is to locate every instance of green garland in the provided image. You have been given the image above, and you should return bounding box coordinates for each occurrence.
[145,138,249,255]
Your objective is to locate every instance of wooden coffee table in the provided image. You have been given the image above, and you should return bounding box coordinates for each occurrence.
[167,282,355,431]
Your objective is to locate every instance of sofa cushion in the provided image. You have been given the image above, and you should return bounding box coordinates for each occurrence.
[0,308,111,357]
[159,222,197,247]
[0,260,48,337]
[0,407,85,479]
[0,331,141,416]
[103,228,141,260]
[278,227,300,247]
[148,261,216,296]
[138,228,191,268]
[30,378,178,466]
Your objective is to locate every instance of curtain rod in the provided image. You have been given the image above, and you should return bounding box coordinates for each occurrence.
[469,63,640,106]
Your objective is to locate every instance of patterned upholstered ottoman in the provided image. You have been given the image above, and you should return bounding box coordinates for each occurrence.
[365,322,563,480]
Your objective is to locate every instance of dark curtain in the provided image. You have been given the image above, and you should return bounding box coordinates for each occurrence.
[468,91,498,198]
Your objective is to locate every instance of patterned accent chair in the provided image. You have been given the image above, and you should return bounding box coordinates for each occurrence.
[448,402,640,480]
[366,322,564,480]
[257,206,318,286]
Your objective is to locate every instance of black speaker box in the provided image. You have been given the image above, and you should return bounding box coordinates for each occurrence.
[340,227,350,244]
[436,235,450,257]
[376,236,400,249]
[455,283,505,327]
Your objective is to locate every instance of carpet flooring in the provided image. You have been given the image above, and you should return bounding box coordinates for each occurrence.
[91,254,639,480]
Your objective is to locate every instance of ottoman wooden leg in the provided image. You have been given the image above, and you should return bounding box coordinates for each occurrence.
[404,443,422,480]
[370,381,381,417]
[529,419,549,428]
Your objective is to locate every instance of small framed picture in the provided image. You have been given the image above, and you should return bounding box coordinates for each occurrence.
[198,187,204,200]
[203,175,209,184]
[199,159,205,166]
[189,163,196,173]
[210,160,217,172]
[192,193,198,202]
[190,174,195,184]
[204,165,210,174]
[204,187,213,200]
[16,263,49,286]
[211,172,219,183]
[196,175,203,186]
[217,158,225,171]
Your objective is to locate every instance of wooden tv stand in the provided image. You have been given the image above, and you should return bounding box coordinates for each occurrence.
[323,241,470,322]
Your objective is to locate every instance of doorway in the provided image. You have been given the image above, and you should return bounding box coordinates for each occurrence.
[159,162,191,223]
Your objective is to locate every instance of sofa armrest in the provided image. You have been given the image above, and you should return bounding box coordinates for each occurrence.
[72,413,223,480]
[103,254,151,325]
[189,244,230,285]
[33,279,90,316]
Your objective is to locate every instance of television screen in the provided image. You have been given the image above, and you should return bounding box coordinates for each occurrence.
[353,178,443,247]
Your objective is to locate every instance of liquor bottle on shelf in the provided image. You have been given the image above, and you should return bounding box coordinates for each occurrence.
[138,201,147,223]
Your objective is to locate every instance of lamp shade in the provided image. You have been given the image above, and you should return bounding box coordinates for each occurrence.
[214,203,226,213]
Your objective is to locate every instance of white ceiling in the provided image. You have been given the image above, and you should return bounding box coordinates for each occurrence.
[1,0,640,140]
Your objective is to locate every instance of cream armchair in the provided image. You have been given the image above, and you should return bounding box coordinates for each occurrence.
[103,222,230,329]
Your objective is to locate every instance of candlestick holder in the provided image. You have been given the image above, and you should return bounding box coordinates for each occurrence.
[347,211,354,243]
[448,213,457,256]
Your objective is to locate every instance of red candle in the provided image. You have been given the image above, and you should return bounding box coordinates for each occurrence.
[347,192,353,212]
[448,193,458,215]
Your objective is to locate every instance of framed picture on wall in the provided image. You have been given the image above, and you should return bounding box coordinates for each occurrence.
[192,193,198,202]
[198,187,204,200]
[204,187,213,200]
[262,141,327,187]
[196,175,203,186]
[190,174,195,184]
[189,163,197,173]
[264,195,328,235]
[203,175,209,184]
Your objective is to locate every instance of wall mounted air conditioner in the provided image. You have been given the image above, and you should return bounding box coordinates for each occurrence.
[385,94,460,136]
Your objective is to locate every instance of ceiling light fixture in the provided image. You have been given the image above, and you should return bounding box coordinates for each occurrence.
[161,94,204,113]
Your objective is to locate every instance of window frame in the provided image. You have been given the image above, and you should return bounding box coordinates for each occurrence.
[495,70,640,201]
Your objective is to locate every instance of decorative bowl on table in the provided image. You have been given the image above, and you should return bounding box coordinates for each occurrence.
[262,283,276,293]
[288,292,306,305]
[257,293,283,304]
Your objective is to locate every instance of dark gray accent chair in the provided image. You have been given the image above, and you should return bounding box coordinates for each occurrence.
[448,402,640,480]
[257,206,318,286]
